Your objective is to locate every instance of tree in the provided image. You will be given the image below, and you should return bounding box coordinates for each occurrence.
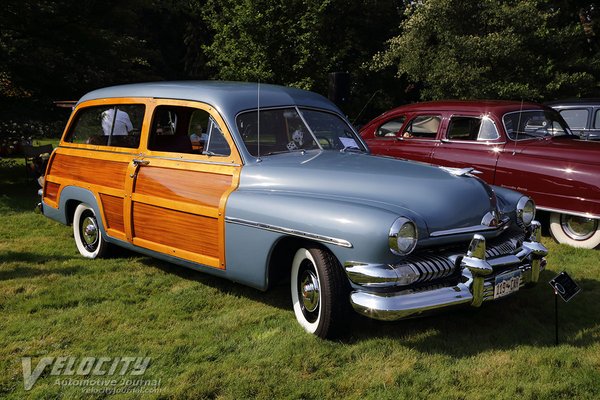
[370,0,600,101]
[195,0,407,120]
[0,0,166,118]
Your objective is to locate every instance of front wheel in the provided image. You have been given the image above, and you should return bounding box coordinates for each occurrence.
[290,246,348,338]
[73,203,110,258]
[549,212,600,249]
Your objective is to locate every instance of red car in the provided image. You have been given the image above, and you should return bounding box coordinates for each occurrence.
[361,100,600,249]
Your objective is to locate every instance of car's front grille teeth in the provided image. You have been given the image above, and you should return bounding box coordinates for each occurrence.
[399,255,456,283]
[401,232,525,285]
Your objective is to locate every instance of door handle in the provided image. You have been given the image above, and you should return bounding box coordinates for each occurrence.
[132,159,150,166]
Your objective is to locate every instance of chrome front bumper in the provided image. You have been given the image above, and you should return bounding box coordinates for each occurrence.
[347,222,548,321]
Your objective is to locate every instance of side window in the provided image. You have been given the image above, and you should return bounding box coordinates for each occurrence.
[66,104,144,148]
[402,115,441,139]
[148,105,230,156]
[205,118,231,156]
[376,116,405,137]
[559,109,588,130]
[447,116,499,141]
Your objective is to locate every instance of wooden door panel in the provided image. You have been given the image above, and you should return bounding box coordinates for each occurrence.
[134,167,232,208]
[129,162,239,270]
[48,153,127,190]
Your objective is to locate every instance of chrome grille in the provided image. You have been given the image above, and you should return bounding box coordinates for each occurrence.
[397,255,455,283]
[395,232,525,285]
[485,235,521,258]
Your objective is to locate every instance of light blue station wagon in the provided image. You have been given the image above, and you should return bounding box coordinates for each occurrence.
[39,82,548,338]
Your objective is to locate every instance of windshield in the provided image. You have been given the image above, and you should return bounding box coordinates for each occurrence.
[236,107,366,156]
[502,110,573,140]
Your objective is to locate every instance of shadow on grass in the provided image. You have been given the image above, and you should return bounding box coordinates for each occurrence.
[343,269,600,354]
[140,257,292,311]
[139,258,600,354]
[0,264,80,280]
[0,250,72,265]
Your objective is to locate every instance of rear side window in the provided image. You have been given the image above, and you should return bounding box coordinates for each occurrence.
[66,104,145,148]
[447,116,499,141]
[376,117,405,137]
[559,109,588,129]
[402,115,441,139]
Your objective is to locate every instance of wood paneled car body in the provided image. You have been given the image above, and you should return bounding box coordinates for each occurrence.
[361,100,600,249]
[40,83,547,338]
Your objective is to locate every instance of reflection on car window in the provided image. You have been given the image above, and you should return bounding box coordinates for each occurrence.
[402,115,441,139]
[66,104,144,148]
[236,107,365,156]
[148,105,230,156]
[376,117,405,137]
[447,116,499,141]
[503,110,572,140]
[559,109,588,130]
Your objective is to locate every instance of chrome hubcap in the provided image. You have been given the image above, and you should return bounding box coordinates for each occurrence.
[299,269,320,313]
[561,214,598,241]
[81,216,98,247]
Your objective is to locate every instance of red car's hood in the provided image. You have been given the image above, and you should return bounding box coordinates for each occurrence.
[516,137,600,165]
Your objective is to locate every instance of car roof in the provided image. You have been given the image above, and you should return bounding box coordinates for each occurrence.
[77,81,340,116]
[381,100,546,117]
[545,98,600,107]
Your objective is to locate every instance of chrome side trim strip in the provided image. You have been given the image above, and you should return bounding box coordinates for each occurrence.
[224,216,353,248]
[430,217,510,237]
[143,154,241,166]
[537,206,600,220]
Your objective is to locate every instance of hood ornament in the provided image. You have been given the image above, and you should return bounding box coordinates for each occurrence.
[439,166,482,177]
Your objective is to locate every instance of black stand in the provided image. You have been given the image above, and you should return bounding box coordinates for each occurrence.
[554,289,559,346]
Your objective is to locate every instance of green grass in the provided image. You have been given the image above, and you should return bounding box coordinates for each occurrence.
[1,157,599,399]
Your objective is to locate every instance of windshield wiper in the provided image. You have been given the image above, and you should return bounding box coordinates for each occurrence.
[265,149,306,156]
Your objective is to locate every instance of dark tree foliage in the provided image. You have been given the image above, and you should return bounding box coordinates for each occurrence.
[196,0,407,120]
[0,0,169,118]
[1,0,600,127]
[371,0,600,101]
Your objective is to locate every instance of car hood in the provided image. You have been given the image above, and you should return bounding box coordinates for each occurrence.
[516,136,600,165]
[237,151,498,236]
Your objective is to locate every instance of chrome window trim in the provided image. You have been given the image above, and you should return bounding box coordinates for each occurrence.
[445,113,501,142]
[440,139,507,146]
[57,146,241,166]
[225,216,353,248]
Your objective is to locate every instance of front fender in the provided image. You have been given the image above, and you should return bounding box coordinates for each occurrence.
[224,190,407,280]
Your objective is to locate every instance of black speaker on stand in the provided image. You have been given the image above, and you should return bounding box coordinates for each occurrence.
[328,72,350,107]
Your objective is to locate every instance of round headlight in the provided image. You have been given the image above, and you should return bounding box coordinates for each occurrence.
[389,217,418,255]
[517,196,536,227]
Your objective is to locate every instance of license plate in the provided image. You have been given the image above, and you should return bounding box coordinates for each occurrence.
[493,270,522,299]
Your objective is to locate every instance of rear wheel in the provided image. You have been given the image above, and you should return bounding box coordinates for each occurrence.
[549,212,600,249]
[290,246,348,338]
[73,203,110,258]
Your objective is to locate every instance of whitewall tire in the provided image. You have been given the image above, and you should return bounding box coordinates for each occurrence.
[549,212,600,249]
[290,246,348,338]
[73,203,110,258]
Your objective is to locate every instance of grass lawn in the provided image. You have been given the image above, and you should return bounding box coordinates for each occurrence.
[1,156,599,399]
